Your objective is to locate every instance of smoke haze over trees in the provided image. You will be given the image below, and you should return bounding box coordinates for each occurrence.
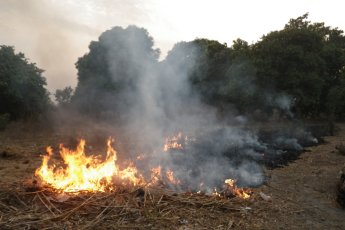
[57,14,336,189]
[1,14,344,122]
[73,26,160,120]
[0,13,343,189]
[70,14,345,120]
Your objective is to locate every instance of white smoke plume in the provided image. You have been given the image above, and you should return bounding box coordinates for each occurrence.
[86,27,268,191]
[56,26,319,192]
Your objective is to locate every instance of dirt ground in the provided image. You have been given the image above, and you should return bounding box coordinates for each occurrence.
[0,122,344,229]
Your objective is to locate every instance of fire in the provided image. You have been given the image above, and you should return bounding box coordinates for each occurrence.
[150,166,162,185]
[166,170,180,184]
[212,188,221,197]
[224,179,251,199]
[148,167,181,186]
[163,132,196,152]
[35,135,252,200]
[35,138,144,193]
[163,132,183,152]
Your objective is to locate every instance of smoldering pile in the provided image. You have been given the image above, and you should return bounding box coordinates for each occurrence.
[140,123,323,191]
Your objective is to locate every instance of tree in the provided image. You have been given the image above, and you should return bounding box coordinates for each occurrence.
[164,38,266,114]
[55,86,73,107]
[0,46,50,120]
[165,39,233,102]
[72,17,345,120]
[73,26,160,117]
[253,13,345,118]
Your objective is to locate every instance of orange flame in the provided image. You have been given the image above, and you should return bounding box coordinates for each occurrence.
[35,138,144,193]
[166,170,180,184]
[148,166,162,185]
[224,179,251,199]
[35,135,252,199]
[163,132,183,152]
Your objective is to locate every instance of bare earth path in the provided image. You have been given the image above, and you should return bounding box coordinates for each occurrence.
[0,123,344,229]
[251,123,345,229]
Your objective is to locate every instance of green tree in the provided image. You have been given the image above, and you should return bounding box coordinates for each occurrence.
[0,46,50,120]
[253,13,345,118]
[164,38,262,114]
[73,26,160,116]
[55,86,73,107]
[157,39,259,120]
[165,39,233,102]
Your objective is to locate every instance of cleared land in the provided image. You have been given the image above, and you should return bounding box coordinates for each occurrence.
[0,123,344,229]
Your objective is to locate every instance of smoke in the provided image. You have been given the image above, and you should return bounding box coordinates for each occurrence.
[83,28,270,191]
[0,0,150,92]
[57,25,319,192]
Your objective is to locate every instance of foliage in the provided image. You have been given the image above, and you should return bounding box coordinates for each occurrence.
[164,39,270,114]
[73,26,159,116]
[253,13,345,118]
[55,86,73,107]
[326,80,345,118]
[70,15,345,120]
[165,39,232,103]
[0,46,50,120]
[161,14,345,119]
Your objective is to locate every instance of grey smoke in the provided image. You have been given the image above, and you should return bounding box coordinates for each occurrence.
[266,93,294,118]
[96,29,268,191]
[61,25,314,192]
[273,137,303,151]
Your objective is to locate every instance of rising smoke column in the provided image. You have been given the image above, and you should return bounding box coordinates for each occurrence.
[72,25,314,191]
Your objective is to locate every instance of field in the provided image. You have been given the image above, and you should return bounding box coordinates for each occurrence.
[0,122,344,229]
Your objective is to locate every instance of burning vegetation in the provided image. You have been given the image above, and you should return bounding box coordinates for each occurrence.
[34,136,252,200]
[1,11,345,229]
[35,138,144,193]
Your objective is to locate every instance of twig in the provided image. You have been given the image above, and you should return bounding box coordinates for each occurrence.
[62,193,96,220]
[81,197,116,229]
[13,193,28,208]
[41,192,62,214]
[157,195,164,205]
[0,202,14,211]
[37,193,56,216]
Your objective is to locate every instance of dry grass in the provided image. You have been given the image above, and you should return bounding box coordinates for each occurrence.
[0,182,255,230]
[1,122,345,229]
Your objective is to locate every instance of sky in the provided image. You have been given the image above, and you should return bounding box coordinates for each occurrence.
[0,0,344,93]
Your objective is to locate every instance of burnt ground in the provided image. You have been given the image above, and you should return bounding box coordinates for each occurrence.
[0,122,344,229]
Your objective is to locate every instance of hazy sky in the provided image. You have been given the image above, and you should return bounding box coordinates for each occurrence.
[0,0,343,92]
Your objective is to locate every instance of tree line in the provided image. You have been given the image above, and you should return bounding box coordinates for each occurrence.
[1,14,345,128]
